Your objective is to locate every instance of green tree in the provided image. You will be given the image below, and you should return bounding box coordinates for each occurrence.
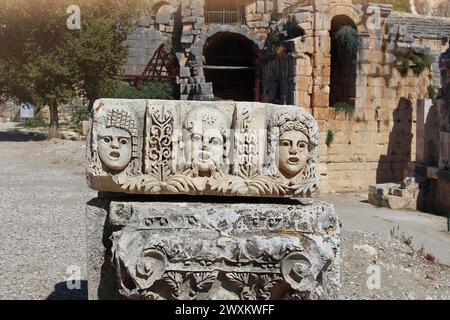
[0,0,142,138]
[0,0,75,138]
[65,0,140,111]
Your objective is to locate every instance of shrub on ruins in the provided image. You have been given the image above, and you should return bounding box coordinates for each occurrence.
[395,52,432,77]
[396,56,411,77]
[410,52,432,76]
[332,26,362,58]
[326,130,335,147]
[267,33,281,47]
[428,85,439,99]
[332,102,355,117]
[113,80,176,100]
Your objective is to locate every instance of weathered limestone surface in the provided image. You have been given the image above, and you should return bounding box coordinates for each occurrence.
[87,197,340,300]
[86,197,121,300]
[368,176,424,210]
[86,99,341,300]
[414,97,450,214]
[86,99,319,198]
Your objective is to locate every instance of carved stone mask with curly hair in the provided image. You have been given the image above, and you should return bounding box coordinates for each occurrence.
[278,129,310,179]
[182,107,230,177]
[269,109,317,180]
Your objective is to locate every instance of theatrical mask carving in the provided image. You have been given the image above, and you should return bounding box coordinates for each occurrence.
[87,100,320,197]
[87,101,340,302]
[278,130,310,179]
[268,108,319,186]
[181,107,230,178]
[91,107,139,175]
[97,127,132,172]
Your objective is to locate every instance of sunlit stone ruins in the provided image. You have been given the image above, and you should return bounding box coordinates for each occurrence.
[86,99,340,299]
[121,0,450,212]
[86,0,450,300]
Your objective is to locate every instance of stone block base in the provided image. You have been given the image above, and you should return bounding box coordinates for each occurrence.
[87,197,340,300]
[368,176,425,210]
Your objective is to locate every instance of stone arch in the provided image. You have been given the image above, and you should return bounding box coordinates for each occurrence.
[329,3,367,33]
[200,25,266,50]
[329,14,360,108]
[202,31,261,101]
[150,1,170,13]
[150,1,176,27]
[149,0,179,13]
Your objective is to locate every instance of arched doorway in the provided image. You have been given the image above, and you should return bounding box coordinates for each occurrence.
[203,32,259,101]
[329,15,359,108]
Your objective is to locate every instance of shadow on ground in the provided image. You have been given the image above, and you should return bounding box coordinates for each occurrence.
[0,130,47,142]
[46,281,88,300]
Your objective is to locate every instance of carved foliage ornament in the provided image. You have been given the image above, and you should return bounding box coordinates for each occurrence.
[110,201,340,300]
[87,100,320,197]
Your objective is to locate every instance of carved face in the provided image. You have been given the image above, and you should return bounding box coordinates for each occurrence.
[185,128,225,176]
[97,127,132,172]
[278,130,309,179]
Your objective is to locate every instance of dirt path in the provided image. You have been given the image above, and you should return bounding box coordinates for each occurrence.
[0,128,448,299]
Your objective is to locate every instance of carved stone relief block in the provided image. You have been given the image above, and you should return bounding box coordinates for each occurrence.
[106,201,340,300]
[86,99,319,197]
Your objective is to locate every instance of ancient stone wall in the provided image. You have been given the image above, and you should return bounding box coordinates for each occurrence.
[396,98,450,214]
[123,0,179,77]
[123,0,450,193]
[309,6,449,192]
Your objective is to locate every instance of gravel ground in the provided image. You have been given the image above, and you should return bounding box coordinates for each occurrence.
[0,128,448,300]
[340,230,450,299]
[0,130,95,299]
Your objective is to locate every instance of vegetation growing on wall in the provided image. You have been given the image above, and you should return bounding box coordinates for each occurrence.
[267,33,281,47]
[332,102,355,117]
[332,26,362,58]
[352,0,411,13]
[113,80,176,100]
[265,32,288,57]
[428,85,439,99]
[326,130,335,147]
[396,52,432,77]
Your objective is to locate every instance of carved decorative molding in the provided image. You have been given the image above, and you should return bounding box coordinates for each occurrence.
[109,201,340,300]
